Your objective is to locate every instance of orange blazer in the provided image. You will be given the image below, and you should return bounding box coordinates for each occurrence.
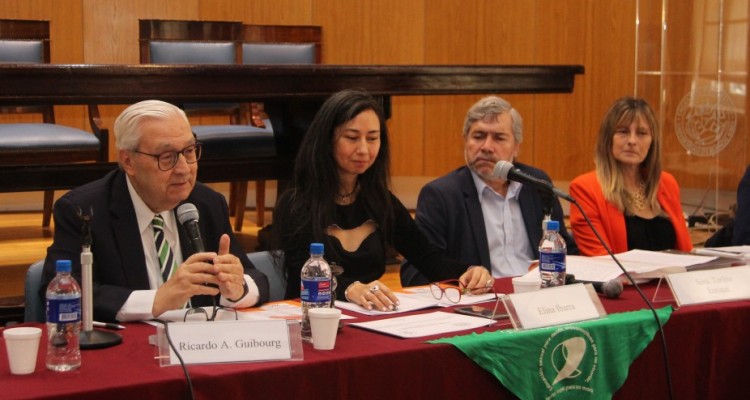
[569,171,692,256]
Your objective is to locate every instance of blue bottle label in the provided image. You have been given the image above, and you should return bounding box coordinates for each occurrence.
[46,298,81,323]
[300,278,332,303]
[539,252,566,273]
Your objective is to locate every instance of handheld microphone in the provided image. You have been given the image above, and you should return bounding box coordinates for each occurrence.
[493,160,574,202]
[566,274,623,299]
[176,203,205,252]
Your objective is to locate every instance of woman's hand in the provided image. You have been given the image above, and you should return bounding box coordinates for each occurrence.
[459,266,494,295]
[345,280,400,312]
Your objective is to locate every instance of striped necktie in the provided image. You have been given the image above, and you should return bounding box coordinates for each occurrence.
[152,214,177,283]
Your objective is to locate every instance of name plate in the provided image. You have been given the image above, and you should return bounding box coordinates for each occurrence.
[156,319,302,366]
[666,265,750,306]
[502,284,606,330]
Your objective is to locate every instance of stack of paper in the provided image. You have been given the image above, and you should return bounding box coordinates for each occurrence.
[523,249,740,283]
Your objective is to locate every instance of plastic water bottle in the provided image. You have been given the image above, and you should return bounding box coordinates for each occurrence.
[539,220,566,288]
[300,243,332,342]
[45,260,81,371]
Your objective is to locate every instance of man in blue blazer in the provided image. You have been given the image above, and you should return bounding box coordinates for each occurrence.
[41,100,269,322]
[401,96,577,286]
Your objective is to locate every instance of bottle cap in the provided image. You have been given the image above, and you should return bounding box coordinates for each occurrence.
[55,260,72,273]
[310,243,324,255]
[546,220,560,231]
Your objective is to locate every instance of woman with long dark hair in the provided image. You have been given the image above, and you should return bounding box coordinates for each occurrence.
[272,89,491,311]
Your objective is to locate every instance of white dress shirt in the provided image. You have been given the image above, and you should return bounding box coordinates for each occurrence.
[116,176,259,321]
[471,172,534,277]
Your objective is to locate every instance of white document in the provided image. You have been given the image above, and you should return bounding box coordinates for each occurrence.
[506,284,603,330]
[667,266,750,306]
[161,320,293,365]
[349,311,495,338]
[335,293,437,316]
[400,286,500,307]
[561,256,625,282]
[601,249,715,269]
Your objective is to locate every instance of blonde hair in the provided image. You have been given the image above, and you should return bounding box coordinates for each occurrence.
[594,96,663,215]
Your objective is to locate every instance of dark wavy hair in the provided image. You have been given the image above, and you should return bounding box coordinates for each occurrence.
[271,89,393,252]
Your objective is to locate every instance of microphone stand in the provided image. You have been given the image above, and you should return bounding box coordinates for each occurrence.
[77,207,122,350]
[570,200,674,400]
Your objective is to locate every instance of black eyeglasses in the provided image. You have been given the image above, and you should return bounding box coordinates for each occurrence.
[430,279,502,324]
[133,142,202,171]
[183,303,237,322]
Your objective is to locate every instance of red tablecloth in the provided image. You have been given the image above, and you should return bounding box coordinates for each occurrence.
[2,278,749,400]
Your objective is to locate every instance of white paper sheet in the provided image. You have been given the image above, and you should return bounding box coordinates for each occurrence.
[603,249,717,269]
[349,311,495,338]
[335,293,438,316]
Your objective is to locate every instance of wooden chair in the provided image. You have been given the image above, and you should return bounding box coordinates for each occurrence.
[0,19,108,227]
[139,19,275,231]
[233,24,323,231]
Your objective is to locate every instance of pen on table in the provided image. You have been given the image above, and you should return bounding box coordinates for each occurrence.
[691,248,747,260]
[93,321,126,330]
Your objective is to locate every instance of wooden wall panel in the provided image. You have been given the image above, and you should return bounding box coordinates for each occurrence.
[581,0,637,177]
[199,0,313,25]
[313,0,426,176]
[8,0,743,188]
[531,1,588,183]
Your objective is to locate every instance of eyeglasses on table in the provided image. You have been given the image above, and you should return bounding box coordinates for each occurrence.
[183,304,238,322]
[429,279,503,323]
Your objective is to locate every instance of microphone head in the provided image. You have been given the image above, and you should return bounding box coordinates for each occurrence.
[602,279,624,299]
[176,203,200,225]
[493,160,514,180]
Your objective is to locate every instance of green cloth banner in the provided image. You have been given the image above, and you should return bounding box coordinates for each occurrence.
[430,306,673,400]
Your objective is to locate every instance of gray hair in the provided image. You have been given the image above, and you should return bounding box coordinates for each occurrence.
[462,96,523,143]
[114,100,190,150]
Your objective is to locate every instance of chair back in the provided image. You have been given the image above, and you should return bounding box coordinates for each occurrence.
[24,259,45,322]
[241,24,321,64]
[139,19,244,118]
[0,19,51,119]
[139,19,242,65]
[247,251,286,302]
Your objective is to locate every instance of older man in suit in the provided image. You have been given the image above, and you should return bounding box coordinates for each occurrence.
[41,100,269,322]
[401,96,577,286]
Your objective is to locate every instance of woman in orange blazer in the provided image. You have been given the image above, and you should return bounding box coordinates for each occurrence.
[569,97,692,256]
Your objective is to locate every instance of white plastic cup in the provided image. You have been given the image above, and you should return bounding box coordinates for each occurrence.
[512,277,542,293]
[309,308,342,350]
[3,327,42,375]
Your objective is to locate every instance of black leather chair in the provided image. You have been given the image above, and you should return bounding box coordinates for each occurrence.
[0,19,108,227]
[232,24,322,230]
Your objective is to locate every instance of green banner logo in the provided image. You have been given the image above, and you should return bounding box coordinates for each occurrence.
[539,326,598,398]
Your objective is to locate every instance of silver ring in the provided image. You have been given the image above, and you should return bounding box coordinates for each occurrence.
[369,285,380,294]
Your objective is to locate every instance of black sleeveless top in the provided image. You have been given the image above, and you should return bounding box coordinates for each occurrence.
[625,215,677,251]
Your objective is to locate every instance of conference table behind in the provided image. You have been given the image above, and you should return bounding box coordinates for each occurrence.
[2,277,748,400]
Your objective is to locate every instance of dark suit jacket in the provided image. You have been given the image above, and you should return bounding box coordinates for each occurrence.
[40,169,269,322]
[402,164,577,286]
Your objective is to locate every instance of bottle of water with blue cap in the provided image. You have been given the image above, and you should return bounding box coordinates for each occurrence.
[300,243,332,342]
[539,220,566,288]
[45,259,81,371]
